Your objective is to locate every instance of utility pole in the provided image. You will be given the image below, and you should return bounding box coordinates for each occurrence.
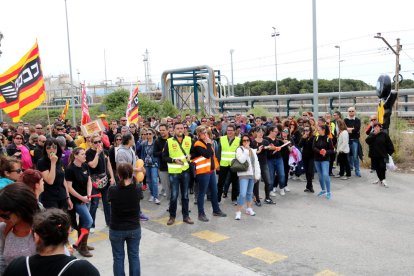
[271,27,280,95]
[104,48,108,95]
[143,49,151,92]
[230,49,235,97]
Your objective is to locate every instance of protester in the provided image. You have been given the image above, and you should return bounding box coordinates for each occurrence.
[140,128,160,204]
[313,125,335,199]
[0,183,38,268]
[191,126,227,222]
[344,107,362,177]
[298,126,315,193]
[264,126,284,196]
[3,208,99,276]
[365,122,394,188]
[235,134,261,220]
[20,169,45,209]
[66,147,94,257]
[153,124,170,199]
[0,157,22,189]
[108,163,142,276]
[335,119,351,180]
[37,138,72,210]
[6,133,32,170]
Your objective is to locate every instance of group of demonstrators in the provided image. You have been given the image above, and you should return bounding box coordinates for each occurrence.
[0,107,394,275]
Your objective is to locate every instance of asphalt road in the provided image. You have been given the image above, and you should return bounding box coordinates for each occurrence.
[78,168,414,276]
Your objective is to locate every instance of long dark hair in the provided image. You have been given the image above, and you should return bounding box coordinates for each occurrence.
[32,208,70,252]
[117,163,134,187]
[0,182,39,224]
[69,147,84,164]
[42,138,63,160]
[0,156,21,177]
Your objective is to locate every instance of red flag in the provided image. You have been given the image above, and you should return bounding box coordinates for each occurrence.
[81,83,90,125]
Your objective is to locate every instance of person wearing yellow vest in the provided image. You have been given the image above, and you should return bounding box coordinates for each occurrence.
[162,122,194,226]
[217,124,240,204]
[191,126,227,222]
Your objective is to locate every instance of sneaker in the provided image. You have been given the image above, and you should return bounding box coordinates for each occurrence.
[270,191,277,197]
[341,176,349,180]
[148,196,154,202]
[326,192,331,200]
[162,192,167,197]
[280,189,285,196]
[140,213,149,221]
[284,187,290,192]
[255,200,262,207]
[334,175,342,178]
[381,180,389,188]
[154,198,161,205]
[264,198,276,204]
[232,201,238,206]
[245,208,256,216]
[317,190,327,197]
[372,179,380,185]
[198,214,209,222]
[89,228,95,233]
[235,211,241,220]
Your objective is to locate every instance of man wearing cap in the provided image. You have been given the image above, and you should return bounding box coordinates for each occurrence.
[98,114,109,131]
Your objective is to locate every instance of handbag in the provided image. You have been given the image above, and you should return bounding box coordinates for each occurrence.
[230,147,249,172]
[91,152,109,189]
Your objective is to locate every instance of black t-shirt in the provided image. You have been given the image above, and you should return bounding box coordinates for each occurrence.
[3,254,100,276]
[250,139,270,164]
[37,158,66,200]
[65,163,89,204]
[108,182,141,231]
[264,137,283,159]
[85,149,107,175]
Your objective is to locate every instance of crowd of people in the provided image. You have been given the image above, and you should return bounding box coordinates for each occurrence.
[0,108,395,276]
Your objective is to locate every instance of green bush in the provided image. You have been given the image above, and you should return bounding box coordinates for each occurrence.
[247,106,272,118]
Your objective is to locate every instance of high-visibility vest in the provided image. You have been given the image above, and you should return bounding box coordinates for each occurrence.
[378,100,385,124]
[191,140,219,175]
[167,136,192,174]
[219,136,240,167]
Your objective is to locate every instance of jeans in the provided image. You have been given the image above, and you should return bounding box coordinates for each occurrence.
[348,139,360,175]
[75,202,93,229]
[337,152,351,177]
[90,184,110,227]
[145,166,159,199]
[196,172,221,215]
[169,171,190,218]
[109,227,141,276]
[159,171,170,200]
[217,166,239,201]
[238,178,254,206]
[303,157,315,190]
[254,161,272,200]
[267,157,285,189]
[314,160,331,193]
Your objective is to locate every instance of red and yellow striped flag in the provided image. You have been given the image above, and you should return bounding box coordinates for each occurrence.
[59,99,70,121]
[0,41,46,123]
[127,84,139,125]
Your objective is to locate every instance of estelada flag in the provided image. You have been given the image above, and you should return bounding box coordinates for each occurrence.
[59,99,70,121]
[81,82,91,125]
[0,41,46,122]
[127,84,139,125]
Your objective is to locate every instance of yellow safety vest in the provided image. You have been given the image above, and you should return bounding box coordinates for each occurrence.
[167,136,192,174]
[377,100,385,124]
[219,136,240,167]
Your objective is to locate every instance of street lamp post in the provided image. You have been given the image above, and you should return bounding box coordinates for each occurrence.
[334,45,341,111]
[271,27,280,95]
[64,0,76,126]
[230,49,234,97]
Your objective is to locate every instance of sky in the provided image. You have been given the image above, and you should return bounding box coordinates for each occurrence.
[1,0,414,88]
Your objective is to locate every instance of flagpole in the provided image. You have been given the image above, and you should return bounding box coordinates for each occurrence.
[64,0,77,126]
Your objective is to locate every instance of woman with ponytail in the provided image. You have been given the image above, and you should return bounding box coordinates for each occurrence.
[64,147,94,257]
[3,208,99,276]
[108,163,142,276]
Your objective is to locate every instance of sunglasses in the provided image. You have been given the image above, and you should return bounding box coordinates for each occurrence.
[39,140,46,143]
[14,137,23,140]
[0,213,11,220]
[46,145,57,150]
[146,133,153,135]
[242,139,250,142]
[36,127,42,130]
[121,119,127,121]
[348,110,355,113]
[93,140,102,144]
[370,119,377,122]
[304,129,310,132]
[10,169,23,173]
[116,138,122,141]
[57,128,65,131]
